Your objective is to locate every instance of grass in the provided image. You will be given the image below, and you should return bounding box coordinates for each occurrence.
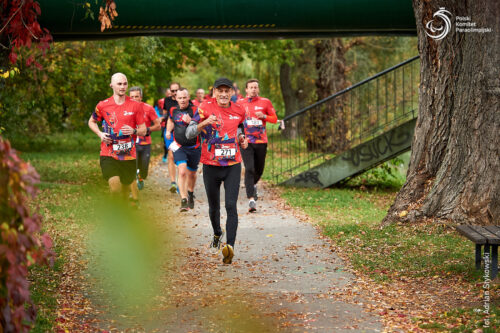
[278,183,497,331]
[10,130,168,331]
[279,186,479,280]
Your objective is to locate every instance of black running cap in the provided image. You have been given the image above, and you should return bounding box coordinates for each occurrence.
[213,77,233,89]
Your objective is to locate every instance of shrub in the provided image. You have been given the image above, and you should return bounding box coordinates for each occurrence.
[0,136,54,332]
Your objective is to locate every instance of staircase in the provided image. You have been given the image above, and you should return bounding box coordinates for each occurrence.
[269,56,419,187]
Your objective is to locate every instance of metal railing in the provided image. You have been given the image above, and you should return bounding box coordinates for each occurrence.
[268,55,420,184]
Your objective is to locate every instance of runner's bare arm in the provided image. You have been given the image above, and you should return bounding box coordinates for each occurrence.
[88,115,112,144]
[166,118,174,139]
[237,125,248,149]
[121,123,146,136]
[149,117,162,133]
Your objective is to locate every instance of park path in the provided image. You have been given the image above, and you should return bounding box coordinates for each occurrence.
[124,158,384,332]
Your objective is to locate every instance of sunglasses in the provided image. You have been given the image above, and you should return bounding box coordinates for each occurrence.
[171,89,178,92]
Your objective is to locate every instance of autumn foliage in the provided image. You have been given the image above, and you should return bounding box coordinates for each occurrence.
[0,0,52,69]
[0,137,54,332]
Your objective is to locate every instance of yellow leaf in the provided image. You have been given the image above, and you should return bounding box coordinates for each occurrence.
[399,210,408,217]
[266,234,273,237]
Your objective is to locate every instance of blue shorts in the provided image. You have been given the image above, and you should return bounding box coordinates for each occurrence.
[163,129,174,149]
[173,146,201,171]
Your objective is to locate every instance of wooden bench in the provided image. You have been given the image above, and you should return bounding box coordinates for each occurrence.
[456,225,499,279]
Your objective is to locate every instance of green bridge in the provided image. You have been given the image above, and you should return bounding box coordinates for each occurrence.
[38,0,416,40]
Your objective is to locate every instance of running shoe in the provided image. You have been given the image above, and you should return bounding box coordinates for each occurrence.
[254,184,258,201]
[188,192,195,209]
[169,182,178,193]
[248,199,257,213]
[180,198,189,212]
[210,230,224,251]
[137,179,144,190]
[130,198,140,209]
[222,244,234,264]
[162,155,167,163]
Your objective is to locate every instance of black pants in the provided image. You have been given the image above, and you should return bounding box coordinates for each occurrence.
[241,143,267,198]
[202,163,241,247]
[136,144,151,179]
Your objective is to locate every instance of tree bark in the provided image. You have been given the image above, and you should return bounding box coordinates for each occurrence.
[305,38,349,153]
[384,0,500,225]
[279,62,299,139]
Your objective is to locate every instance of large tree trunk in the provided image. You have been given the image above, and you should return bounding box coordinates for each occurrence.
[384,0,500,225]
[305,38,349,153]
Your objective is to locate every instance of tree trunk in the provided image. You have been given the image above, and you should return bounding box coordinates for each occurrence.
[305,38,349,153]
[279,62,299,139]
[384,0,500,225]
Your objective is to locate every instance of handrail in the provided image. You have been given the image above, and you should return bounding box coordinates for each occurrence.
[282,55,419,122]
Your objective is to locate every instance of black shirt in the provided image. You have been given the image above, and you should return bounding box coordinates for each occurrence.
[170,103,199,147]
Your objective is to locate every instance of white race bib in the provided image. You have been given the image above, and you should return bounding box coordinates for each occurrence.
[215,148,236,159]
[246,118,263,127]
[169,141,180,152]
[112,141,132,153]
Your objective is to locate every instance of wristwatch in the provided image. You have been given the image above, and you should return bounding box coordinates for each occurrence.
[133,128,137,135]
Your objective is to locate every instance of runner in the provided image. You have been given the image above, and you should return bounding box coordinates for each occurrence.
[191,88,205,107]
[163,82,180,193]
[129,86,161,192]
[160,88,171,163]
[88,73,146,204]
[166,88,201,212]
[239,79,278,212]
[186,77,248,264]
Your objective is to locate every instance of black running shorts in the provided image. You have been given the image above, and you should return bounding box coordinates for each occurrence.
[99,156,136,185]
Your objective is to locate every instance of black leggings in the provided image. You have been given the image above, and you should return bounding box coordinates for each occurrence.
[202,163,241,247]
[241,143,267,198]
[136,144,151,179]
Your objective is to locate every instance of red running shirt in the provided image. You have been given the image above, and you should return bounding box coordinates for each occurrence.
[92,96,145,160]
[193,100,245,166]
[137,102,158,146]
[238,96,277,144]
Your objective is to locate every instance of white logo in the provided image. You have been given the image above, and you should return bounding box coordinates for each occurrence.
[255,106,264,110]
[229,115,240,120]
[123,111,134,116]
[425,7,452,40]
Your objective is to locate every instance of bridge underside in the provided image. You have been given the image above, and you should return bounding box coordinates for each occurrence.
[38,0,416,40]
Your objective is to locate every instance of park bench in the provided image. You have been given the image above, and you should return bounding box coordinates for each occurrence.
[456,225,499,279]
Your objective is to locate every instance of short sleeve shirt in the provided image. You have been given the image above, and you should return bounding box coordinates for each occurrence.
[137,102,158,146]
[92,96,144,160]
[192,101,245,166]
[239,96,276,144]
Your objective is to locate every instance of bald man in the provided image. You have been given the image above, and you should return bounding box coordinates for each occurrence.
[88,73,147,204]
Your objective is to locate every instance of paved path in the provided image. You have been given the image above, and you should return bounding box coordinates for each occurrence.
[136,160,383,332]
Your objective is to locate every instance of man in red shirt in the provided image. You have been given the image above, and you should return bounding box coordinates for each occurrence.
[129,86,161,192]
[239,79,278,212]
[191,88,205,107]
[88,73,146,202]
[186,78,248,264]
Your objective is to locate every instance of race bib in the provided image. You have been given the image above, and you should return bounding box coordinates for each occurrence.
[112,140,133,154]
[169,141,180,152]
[214,143,237,160]
[246,118,263,127]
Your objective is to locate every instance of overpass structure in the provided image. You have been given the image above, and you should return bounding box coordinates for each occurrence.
[38,0,416,40]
